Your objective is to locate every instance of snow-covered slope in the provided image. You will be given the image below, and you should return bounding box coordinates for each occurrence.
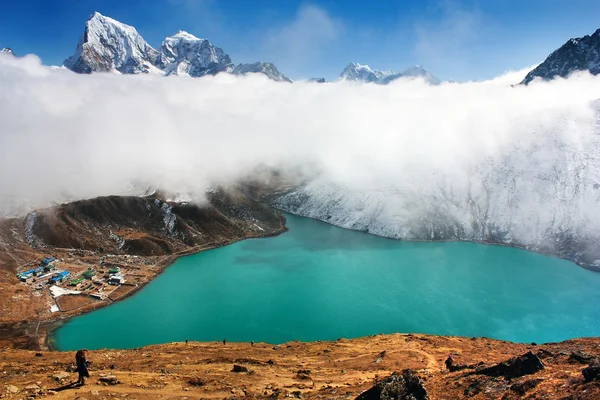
[232,62,292,82]
[340,62,440,85]
[522,28,600,84]
[273,101,600,268]
[157,31,233,77]
[1,48,14,56]
[63,12,160,74]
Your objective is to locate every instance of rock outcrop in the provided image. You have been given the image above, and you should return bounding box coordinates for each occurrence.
[475,351,545,380]
[355,370,429,400]
[522,28,600,84]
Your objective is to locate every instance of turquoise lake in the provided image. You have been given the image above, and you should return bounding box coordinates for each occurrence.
[54,214,600,350]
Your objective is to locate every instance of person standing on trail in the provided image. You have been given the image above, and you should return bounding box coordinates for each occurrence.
[76,349,90,385]
[223,338,227,345]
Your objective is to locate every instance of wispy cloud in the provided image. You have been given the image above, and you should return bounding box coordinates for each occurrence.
[413,1,490,80]
[262,4,343,76]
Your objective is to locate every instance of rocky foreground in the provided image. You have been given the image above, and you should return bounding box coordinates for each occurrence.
[2,334,600,399]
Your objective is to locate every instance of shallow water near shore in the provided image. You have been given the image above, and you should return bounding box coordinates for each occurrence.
[54,214,600,350]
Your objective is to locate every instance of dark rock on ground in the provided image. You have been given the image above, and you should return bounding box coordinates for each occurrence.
[569,351,596,364]
[188,376,205,386]
[231,365,248,373]
[536,349,555,359]
[463,380,484,397]
[445,355,473,372]
[509,378,543,395]
[582,361,600,382]
[296,369,311,380]
[476,351,545,380]
[355,369,429,400]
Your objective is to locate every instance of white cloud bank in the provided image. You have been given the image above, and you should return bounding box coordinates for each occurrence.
[1,54,600,254]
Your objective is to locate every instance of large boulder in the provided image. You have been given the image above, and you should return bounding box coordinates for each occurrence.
[355,370,429,400]
[476,351,544,380]
[582,360,600,382]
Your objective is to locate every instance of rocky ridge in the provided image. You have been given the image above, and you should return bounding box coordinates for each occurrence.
[522,28,600,84]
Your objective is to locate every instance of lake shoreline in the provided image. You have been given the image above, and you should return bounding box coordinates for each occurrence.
[271,207,600,273]
[0,215,289,352]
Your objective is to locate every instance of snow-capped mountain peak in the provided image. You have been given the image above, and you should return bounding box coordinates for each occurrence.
[232,62,292,82]
[62,12,291,82]
[521,28,600,84]
[340,62,439,85]
[1,47,14,56]
[383,65,441,85]
[157,31,233,77]
[63,11,160,74]
[340,62,395,83]
[171,30,202,41]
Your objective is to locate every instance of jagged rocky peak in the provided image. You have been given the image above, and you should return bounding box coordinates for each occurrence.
[1,47,15,56]
[308,77,326,83]
[340,62,394,83]
[232,61,292,82]
[340,62,439,85]
[62,12,291,82]
[158,30,233,77]
[522,28,600,84]
[63,11,160,74]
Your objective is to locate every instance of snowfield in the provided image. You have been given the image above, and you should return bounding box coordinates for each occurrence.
[274,101,600,267]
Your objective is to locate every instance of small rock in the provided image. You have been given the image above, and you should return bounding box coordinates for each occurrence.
[535,349,554,359]
[35,352,43,357]
[52,371,70,381]
[98,375,119,385]
[569,351,596,364]
[232,365,248,373]
[509,378,543,395]
[91,389,100,395]
[25,384,40,391]
[6,384,19,394]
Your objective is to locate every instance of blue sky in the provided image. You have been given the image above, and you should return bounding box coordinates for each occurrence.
[1,0,599,81]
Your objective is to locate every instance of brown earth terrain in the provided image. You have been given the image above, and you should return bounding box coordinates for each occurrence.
[0,187,286,349]
[3,334,600,399]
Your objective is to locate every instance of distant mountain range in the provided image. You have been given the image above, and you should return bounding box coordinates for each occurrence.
[59,12,441,85]
[62,12,290,82]
[522,28,600,84]
[339,62,440,85]
[5,12,600,85]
